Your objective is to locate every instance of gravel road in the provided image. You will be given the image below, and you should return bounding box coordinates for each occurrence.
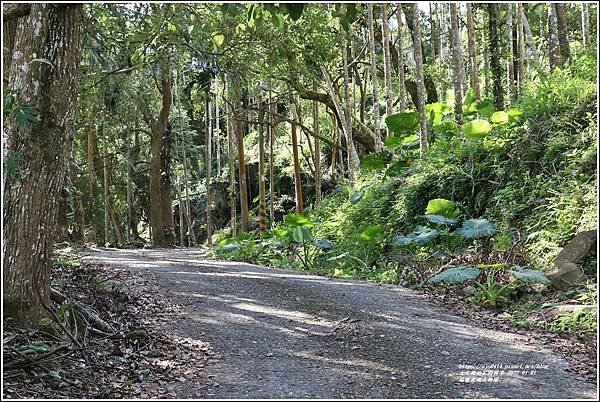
[82,248,596,399]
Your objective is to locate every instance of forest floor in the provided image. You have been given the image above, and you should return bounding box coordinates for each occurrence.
[76,247,596,399]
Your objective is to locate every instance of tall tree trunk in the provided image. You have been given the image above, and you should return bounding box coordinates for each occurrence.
[522,7,541,69]
[396,4,406,112]
[338,28,360,186]
[312,82,321,206]
[517,3,526,97]
[102,123,110,246]
[290,101,304,214]
[554,3,570,64]
[205,88,213,245]
[367,4,383,145]
[507,4,517,103]
[126,127,133,244]
[382,4,394,125]
[226,79,237,236]
[466,4,481,100]
[450,3,464,125]
[258,97,267,233]
[548,4,561,70]
[215,78,221,176]
[86,128,97,243]
[268,83,276,228]
[488,4,504,111]
[3,4,82,321]
[408,4,427,158]
[174,132,186,247]
[581,3,589,47]
[234,76,249,232]
[146,57,175,247]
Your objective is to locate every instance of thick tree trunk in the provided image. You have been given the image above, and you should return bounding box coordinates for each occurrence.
[3,4,82,321]
[382,4,394,126]
[466,4,481,100]
[450,4,464,125]
[517,3,526,97]
[548,4,561,70]
[146,58,175,247]
[521,8,541,69]
[290,102,304,214]
[408,4,427,158]
[488,4,504,111]
[396,4,406,112]
[367,4,383,145]
[554,3,570,65]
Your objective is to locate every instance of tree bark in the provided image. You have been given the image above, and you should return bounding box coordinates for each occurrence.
[507,4,517,103]
[450,3,464,125]
[396,4,407,112]
[258,97,267,233]
[521,7,541,69]
[367,4,383,145]
[289,102,304,214]
[382,4,394,126]
[312,82,321,206]
[517,3,526,97]
[3,4,82,321]
[548,4,561,70]
[226,79,237,236]
[205,88,213,245]
[408,4,427,158]
[466,4,481,100]
[554,3,570,65]
[102,123,110,246]
[234,76,249,232]
[488,4,504,111]
[581,3,589,47]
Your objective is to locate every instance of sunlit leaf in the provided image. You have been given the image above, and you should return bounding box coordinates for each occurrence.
[283,213,314,228]
[509,267,551,284]
[425,198,460,218]
[491,111,509,124]
[462,119,493,139]
[428,265,480,284]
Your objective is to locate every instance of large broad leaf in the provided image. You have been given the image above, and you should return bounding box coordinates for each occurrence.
[384,160,410,177]
[349,191,363,203]
[476,99,495,119]
[217,243,242,254]
[462,119,493,139]
[391,234,414,246]
[433,120,457,137]
[425,214,458,225]
[385,112,419,135]
[412,225,440,244]
[426,102,452,124]
[455,218,496,238]
[384,136,403,148]
[425,198,460,218]
[292,226,313,243]
[358,224,383,245]
[359,152,391,170]
[313,239,334,249]
[509,267,551,284]
[428,265,480,284]
[261,238,284,248]
[284,213,314,228]
[508,108,524,123]
[491,111,509,124]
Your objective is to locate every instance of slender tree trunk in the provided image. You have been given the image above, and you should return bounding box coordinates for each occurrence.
[205,88,213,245]
[3,4,82,321]
[522,8,541,69]
[108,202,123,247]
[466,4,481,100]
[396,4,406,112]
[312,82,321,206]
[554,3,570,64]
[215,78,221,176]
[507,4,517,103]
[450,3,464,125]
[338,28,360,186]
[174,132,186,247]
[86,128,97,243]
[126,127,133,244]
[234,76,249,232]
[382,4,394,124]
[367,4,383,144]
[258,97,267,233]
[226,79,237,236]
[488,4,504,111]
[408,4,427,158]
[548,4,561,70]
[290,101,304,214]
[581,3,589,47]
[517,3,526,97]
[268,84,276,228]
[102,123,110,246]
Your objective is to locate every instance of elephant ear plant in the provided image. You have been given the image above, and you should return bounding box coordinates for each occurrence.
[428,263,551,307]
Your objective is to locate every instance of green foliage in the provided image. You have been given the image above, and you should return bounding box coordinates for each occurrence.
[455,219,496,239]
[425,198,460,218]
[385,112,419,135]
[462,119,493,139]
[428,265,479,284]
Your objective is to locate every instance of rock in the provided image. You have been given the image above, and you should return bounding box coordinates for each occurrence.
[547,229,596,290]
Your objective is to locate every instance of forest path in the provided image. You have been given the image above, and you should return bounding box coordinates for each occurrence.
[82,248,595,399]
